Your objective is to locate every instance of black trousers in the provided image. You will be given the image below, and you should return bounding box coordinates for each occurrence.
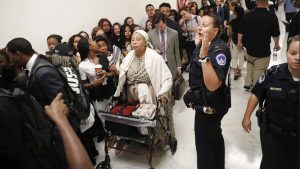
[194,110,227,169]
[286,12,296,22]
[260,130,299,169]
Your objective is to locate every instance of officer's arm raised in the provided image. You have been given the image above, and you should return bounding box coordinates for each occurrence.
[199,34,222,91]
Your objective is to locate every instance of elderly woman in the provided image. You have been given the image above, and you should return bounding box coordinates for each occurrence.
[114,30,174,148]
[115,30,172,105]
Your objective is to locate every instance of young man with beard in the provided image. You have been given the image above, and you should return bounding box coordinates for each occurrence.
[0,48,24,169]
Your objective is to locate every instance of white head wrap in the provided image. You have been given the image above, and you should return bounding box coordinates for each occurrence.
[133,30,153,49]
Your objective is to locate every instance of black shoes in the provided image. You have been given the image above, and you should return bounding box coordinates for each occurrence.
[233,68,241,80]
[244,85,252,91]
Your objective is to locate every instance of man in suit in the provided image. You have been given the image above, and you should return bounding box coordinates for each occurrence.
[159,2,180,32]
[5,38,73,169]
[215,0,229,25]
[159,2,184,63]
[148,12,181,80]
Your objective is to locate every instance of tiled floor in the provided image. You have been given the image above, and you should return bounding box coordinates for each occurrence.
[94,5,289,169]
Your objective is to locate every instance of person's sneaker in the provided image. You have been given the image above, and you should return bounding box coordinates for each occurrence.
[234,74,239,80]
[244,85,251,91]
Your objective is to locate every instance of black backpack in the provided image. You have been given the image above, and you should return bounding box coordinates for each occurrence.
[0,88,53,162]
[31,55,90,120]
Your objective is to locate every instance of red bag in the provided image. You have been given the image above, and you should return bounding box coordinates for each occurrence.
[110,104,138,116]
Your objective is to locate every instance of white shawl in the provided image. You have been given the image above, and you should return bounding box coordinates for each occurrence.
[114,47,173,98]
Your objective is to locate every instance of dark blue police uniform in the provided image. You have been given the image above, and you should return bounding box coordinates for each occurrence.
[251,63,299,169]
[189,37,231,169]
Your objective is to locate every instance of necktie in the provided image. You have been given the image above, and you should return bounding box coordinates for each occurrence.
[25,69,29,78]
[218,6,223,16]
[160,31,166,61]
[25,69,30,83]
[24,69,30,90]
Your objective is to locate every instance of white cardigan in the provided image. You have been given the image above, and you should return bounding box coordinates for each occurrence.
[114,47,173,98]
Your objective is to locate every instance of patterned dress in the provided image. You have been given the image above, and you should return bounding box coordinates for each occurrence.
[126,55,156,104]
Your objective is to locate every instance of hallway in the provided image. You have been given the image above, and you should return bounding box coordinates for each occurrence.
[95,4,290,169]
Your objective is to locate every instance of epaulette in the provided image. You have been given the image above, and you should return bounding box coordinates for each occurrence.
[258,64,280,83]
[266,65,280,77]
[214,45,223,54]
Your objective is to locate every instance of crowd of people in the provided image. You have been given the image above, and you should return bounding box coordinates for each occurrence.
[0,0,299,169]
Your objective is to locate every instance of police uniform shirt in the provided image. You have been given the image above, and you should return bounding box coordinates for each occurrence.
[189,37,231,90]
[251,63,299,131]
[189,37,231,112]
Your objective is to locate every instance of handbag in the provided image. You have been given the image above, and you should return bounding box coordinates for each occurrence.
[173,74,187,100]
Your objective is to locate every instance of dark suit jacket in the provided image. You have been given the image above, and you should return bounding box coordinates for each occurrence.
[27,56,71,169]
[166,19,180,33]
[28,56,68,107]
[216,4,229,24]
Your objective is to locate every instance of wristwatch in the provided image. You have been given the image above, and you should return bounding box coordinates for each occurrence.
[199,57,210,63]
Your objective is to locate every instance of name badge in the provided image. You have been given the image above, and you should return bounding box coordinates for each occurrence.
[270,87,282,91]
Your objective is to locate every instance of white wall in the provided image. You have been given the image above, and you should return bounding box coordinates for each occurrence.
[0,0,176,53]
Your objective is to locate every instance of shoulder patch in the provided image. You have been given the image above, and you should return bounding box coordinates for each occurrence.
[215,54,226,66]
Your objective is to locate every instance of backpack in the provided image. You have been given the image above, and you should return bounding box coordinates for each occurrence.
[0,88,53,162]
[31,55,90,119]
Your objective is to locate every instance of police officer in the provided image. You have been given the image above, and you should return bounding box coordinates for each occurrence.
[183,14,231,169]
[242,35,300,169]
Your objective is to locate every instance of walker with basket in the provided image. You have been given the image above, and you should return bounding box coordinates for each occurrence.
[96,95,177,169]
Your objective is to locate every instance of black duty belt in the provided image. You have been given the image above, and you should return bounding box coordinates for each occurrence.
[189,89,216,115]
